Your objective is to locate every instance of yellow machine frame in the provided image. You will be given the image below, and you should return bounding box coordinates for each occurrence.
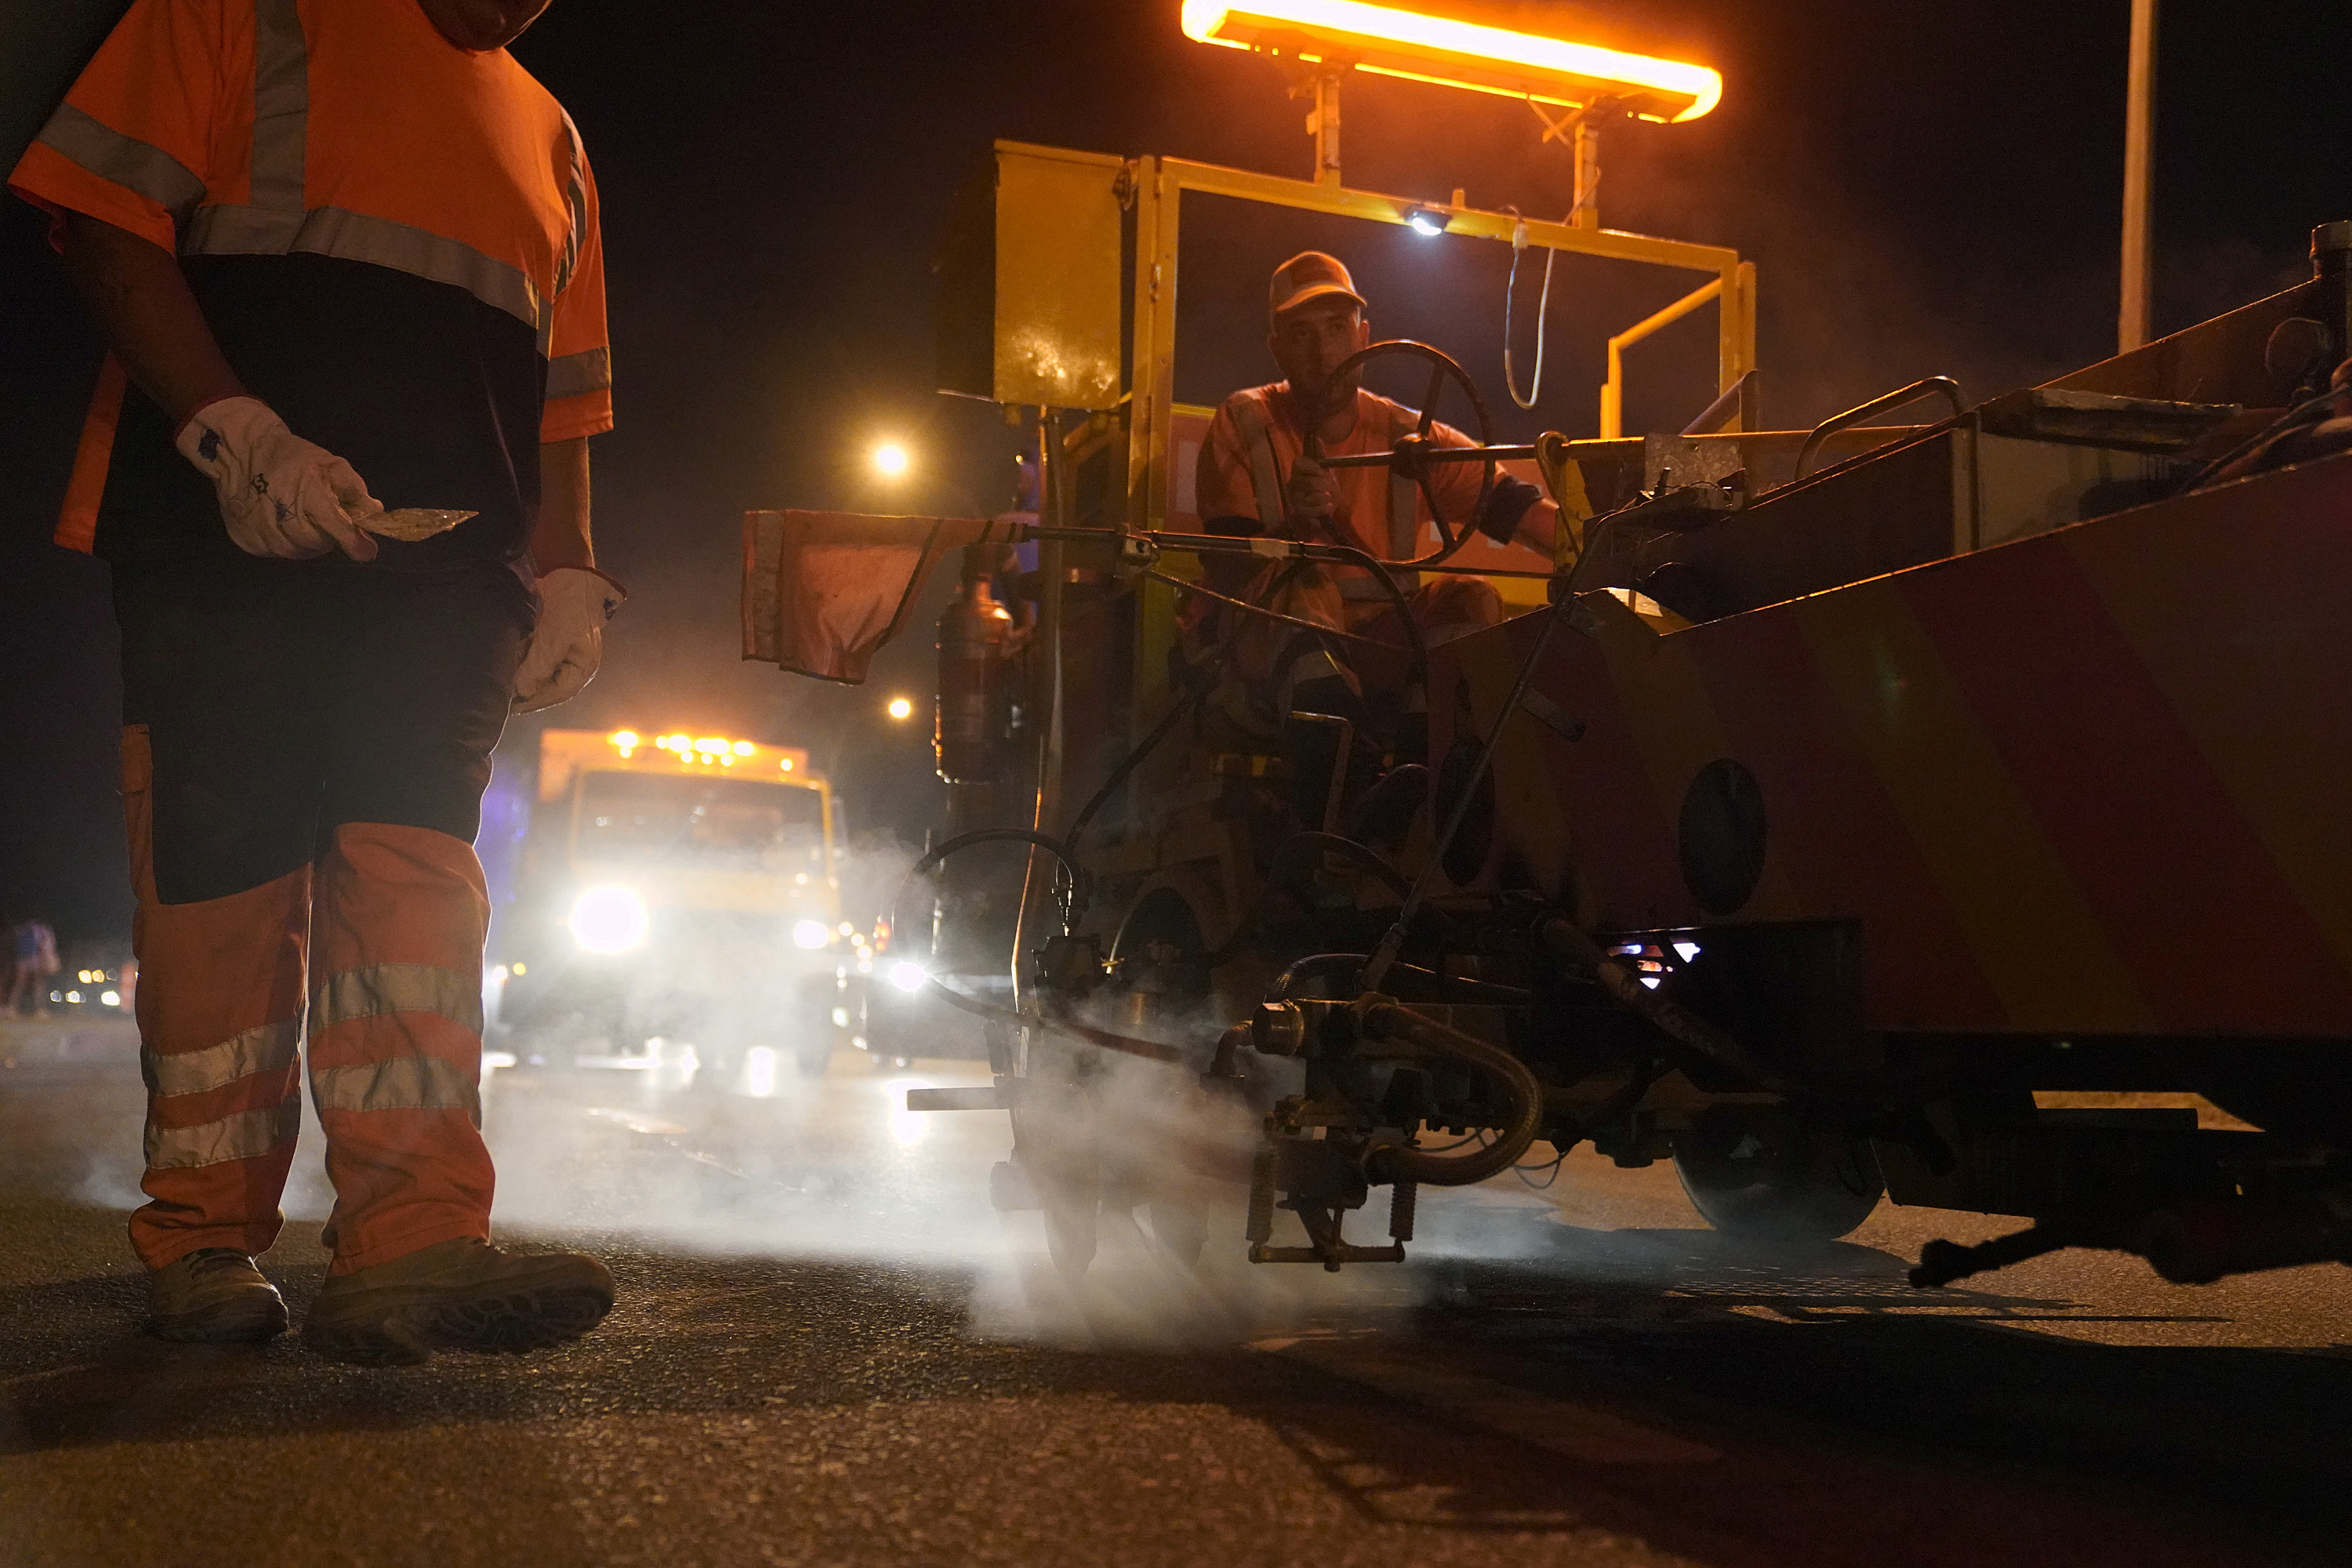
[1119,151,1757,535]
[1073,141,1755,726]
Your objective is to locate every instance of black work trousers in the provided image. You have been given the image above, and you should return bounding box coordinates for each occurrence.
[114,557,535,906]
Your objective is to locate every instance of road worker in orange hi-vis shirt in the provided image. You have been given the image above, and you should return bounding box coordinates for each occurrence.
[9,0,622,1364]
[1188,251,1562,831]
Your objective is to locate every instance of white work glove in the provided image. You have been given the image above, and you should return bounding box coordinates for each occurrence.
[174,396,382,561]
[514,564,626,713]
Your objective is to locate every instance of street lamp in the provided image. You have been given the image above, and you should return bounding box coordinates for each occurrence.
[885,695,915,721]
[871,441,911,480]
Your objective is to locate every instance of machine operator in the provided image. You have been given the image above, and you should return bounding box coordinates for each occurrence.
[1189,252,1560,811]
[10,0,621,1364]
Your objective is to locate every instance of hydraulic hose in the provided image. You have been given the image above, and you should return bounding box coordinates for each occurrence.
[892,832,1105,1076]
[1359,1002,1544,1186]
[1265,953,1364,1002]
[890,827,1092,949]
[1262,950,1527,1005]
[909,826,1086,886]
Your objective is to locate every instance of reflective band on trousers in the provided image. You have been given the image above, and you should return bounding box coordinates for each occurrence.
[311,963,485,1036]
[310,1055,482,1125]
[146,1098,300,1171]
[146,1017,301,1099]
[35,104,205,227]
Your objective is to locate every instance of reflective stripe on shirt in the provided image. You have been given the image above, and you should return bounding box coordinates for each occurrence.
[547,347,612,399]
[184,205,544,337]
[35,104,204,227]
[247,0,309,241]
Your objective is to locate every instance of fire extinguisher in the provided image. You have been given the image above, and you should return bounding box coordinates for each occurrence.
[935,546,1014,784]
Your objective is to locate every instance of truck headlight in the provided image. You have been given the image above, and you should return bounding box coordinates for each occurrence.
[887,960,928,994]
[792,918,831,950]
[570,887,649,953]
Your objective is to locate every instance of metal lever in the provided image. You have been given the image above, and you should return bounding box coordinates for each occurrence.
[1794,375,1967,481]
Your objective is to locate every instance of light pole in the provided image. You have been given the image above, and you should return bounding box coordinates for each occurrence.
[2119,0,2158,354]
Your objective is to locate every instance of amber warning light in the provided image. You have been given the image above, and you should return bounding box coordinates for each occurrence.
[1180,0,1720,123]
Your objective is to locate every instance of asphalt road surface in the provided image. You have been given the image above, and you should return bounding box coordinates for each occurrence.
[4,1012,2348,1568]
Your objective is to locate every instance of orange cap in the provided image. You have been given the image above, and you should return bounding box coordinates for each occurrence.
[1269,251,1363,325]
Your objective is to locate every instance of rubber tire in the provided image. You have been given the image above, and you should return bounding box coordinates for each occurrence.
[1673,1107,1883,1244]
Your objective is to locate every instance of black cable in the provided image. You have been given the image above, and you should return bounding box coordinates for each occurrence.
[1145,570,1391,649]
[1196,829,1417,972]
[909,827,1085,884]
[1362,593,1566,991]
[1276,832,1414,901]
[892,828,1092,946]
[1160,532,1429,681]
[2179,385,2342,493]
[1513,1149,1567,1189]
[1063,663,1210,859]
[1316,540,1429,679]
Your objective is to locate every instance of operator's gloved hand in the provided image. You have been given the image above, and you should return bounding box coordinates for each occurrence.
[513,564,626,713]
[1472,473,1547,546]
[174,395,382,561]
[1284,449,1338,531]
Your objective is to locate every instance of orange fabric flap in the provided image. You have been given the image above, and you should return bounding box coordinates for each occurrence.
[741,510,1012,684]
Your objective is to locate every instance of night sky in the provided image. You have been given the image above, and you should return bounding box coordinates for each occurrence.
[4,0,2349,946]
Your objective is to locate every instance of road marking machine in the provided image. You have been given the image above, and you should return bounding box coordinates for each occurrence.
[745,2,2352,1288]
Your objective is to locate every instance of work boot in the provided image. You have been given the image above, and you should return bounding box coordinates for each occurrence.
[147,1247,289,1343]
[301,1238,615,1367]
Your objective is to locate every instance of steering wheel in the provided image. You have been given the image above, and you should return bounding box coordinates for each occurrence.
[1319,339,1497,571]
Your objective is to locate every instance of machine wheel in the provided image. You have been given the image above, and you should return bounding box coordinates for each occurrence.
[1321,338,1496,569]
[1673,1107,1883,1244]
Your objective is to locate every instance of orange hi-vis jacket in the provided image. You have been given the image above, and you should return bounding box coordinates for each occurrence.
[9,0,612,568]
[1195,383,1486,598]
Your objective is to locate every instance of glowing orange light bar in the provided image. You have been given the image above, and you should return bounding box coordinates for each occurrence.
[1180,0,1720,123]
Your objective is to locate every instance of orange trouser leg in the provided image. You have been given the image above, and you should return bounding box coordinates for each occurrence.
[307,822,495,1275]
[123,725,309,1270]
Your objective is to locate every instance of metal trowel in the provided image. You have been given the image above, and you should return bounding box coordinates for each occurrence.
[361,507,477,541]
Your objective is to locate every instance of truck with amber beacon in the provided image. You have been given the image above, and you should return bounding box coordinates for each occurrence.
[486,728,857,1078]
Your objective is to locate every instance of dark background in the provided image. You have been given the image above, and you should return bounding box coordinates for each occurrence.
[5,0,2349,944]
